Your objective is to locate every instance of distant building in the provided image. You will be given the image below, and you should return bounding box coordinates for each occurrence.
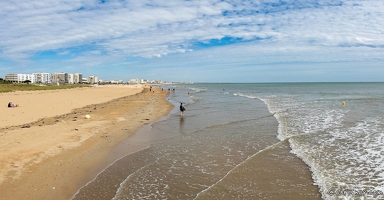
[73,73,82,84]
[4,72,101,85]
[67,74,74,84]
[33,73,51,84]
[52,73,68,84]
[82,78,88,84]
[87,75,99,84]
[151,80,163,84]
[5,73,47,83]
[17,74,35,83]
[4,74,18,82]
[128,78,139,84]
[128,78,149,84]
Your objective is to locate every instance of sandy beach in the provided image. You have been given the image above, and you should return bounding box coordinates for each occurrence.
[0,85,173,200]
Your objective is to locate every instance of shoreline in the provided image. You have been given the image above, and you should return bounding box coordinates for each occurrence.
[0,85,173,200]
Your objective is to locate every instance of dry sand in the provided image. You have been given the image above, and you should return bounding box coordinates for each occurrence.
[0,85,173,200]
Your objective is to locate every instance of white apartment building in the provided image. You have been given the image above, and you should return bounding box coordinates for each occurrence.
[4,72,99,85]
[4,74,18,82]
[151,80,163,84]
[52,73,68,84]
[5,73,49,83]
[87,76,94,84]
[68,74,74,84]
[128,78,138,84]
[73,73,82,84]
[18,74,35,83]
[110,80,123,84]
[32,73,51,84]
[67,73,83,84]
[128,78,148,84]
[87,76,99,84]
[82,78,88,84]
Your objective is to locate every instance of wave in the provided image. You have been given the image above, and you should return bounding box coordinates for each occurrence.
[232,91,384,199]
[189,87,207,93]
[290,117,384,200]
[112,155,168,200]
[70,146,151,200]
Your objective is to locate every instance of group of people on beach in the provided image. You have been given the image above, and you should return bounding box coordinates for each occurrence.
[163,86,187,117]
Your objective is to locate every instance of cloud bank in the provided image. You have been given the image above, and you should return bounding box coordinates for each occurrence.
[0,0,383,81]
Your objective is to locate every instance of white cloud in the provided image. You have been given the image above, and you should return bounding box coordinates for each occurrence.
[0,0,383,67]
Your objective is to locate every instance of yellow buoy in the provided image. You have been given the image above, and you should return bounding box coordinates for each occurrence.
[342,101,346,106]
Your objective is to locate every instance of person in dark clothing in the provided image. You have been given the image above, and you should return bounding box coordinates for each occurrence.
[180,103,186,117]
[8,101,18,108]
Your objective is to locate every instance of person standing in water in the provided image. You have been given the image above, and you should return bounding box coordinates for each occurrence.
[180,103,186,117]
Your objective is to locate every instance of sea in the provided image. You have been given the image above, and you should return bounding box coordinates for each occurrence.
[72,83,384,200]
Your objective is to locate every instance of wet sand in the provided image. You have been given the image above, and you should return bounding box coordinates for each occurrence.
[195,139,322,200]
[0,85,173,200]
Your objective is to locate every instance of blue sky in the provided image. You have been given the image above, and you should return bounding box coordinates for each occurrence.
[0,0,383,82]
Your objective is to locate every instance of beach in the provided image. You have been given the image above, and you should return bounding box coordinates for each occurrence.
[0,85,173,200]
[73,84,322,199]
[2,83,382,200]
[72,83,384,200]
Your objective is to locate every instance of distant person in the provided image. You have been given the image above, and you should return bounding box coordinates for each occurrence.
[8,101,18,108]
[180,103,186,117]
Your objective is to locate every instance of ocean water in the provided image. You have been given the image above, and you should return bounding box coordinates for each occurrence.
[72,83,384,200]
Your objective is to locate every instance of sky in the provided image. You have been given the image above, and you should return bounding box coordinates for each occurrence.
[0,0,383,83]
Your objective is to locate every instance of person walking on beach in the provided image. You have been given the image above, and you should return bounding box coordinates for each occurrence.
[180,103,186,117]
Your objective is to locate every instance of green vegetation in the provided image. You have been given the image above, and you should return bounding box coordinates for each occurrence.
[0,82,90,93]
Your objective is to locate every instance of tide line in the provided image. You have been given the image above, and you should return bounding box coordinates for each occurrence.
[70,146,151,200]
[193,139,288,199]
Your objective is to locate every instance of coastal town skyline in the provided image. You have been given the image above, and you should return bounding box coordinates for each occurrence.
[1,1,383,82]
[2,72,168,85]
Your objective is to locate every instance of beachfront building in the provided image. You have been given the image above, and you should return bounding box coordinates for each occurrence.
[68,73,83,84]
[4,74,18,82]
[82,78,88,84]
[32,73,51,84]
[18,74,35,83]
[68,74,75,84]
[68,74,74,84]
[151,80,163,84]
[4,72,100,85]
[5,73,48,83]
[128,78,149,84]
[98,80,107,84]
[88,76,95,84]
[87,75,99,84]
[128,78,139,84]
[52,73,68,84]
[73,73,82,84]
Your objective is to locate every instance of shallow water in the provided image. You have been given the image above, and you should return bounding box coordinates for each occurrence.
[73,83,384,200]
